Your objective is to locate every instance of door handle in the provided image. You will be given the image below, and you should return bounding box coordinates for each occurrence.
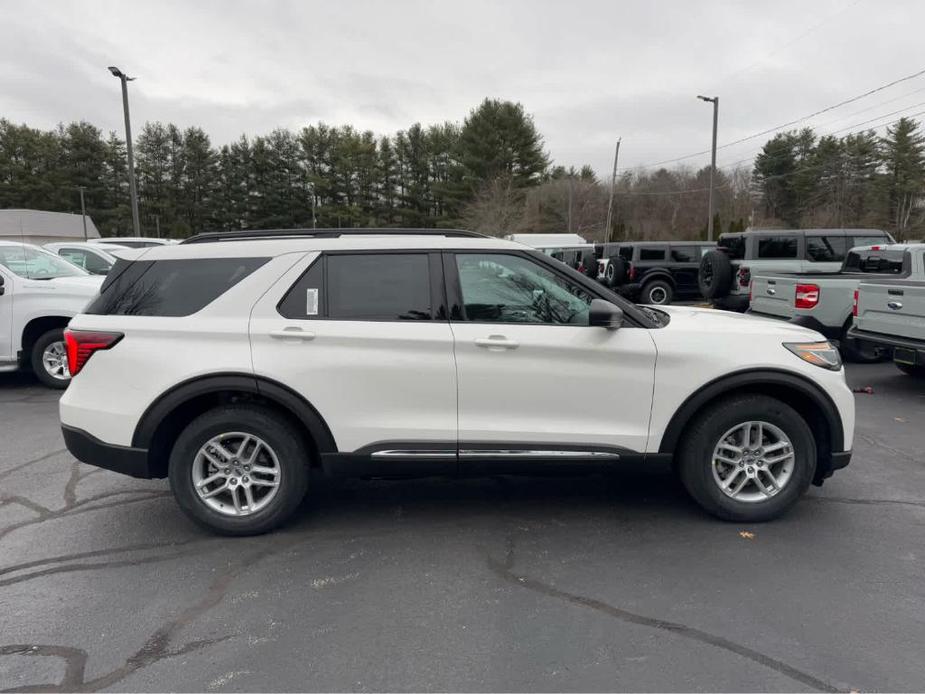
[474,335,519,350]
[269,328,316,341]
[887,301,903,311]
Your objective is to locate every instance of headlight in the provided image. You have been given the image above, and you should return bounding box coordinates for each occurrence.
[783,341,842,371]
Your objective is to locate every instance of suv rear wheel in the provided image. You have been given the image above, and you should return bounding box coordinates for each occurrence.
[642,279,673,305]
[169,405,309,535]
[678,395,815,522]
[31,328,70,389]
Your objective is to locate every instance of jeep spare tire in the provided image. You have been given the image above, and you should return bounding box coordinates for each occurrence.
[699,250,733,299]
[605,257,627,287]
[582,252,599,279]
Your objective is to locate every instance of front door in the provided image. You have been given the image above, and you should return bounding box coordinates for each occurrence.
[446,251,657,466]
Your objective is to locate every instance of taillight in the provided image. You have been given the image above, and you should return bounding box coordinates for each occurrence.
[852,289,859,317]
[794,284,820,310]
[737,267,751,287]
[598,260,605,273]
[64,329,123,376]
[749,280,753,303]
[628,263,636,281]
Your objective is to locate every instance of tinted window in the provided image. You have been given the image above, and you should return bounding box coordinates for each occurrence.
[455,253,592,325]
[717,236,745,259]
[670,247,696,262]
[278,258,324,319]
[639,247,667,261]
[758,237,798,259]
[843,250,906,274]
[86,257,268,316]
[327,253,432,320]
[619,246,634,261]
[806,236,848,262]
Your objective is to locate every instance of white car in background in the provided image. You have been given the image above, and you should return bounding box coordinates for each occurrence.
[45,241,129,275]
[0,241,104,388]
[90,236,177,249]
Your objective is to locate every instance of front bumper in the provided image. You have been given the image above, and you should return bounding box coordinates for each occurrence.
[62,425,153,479]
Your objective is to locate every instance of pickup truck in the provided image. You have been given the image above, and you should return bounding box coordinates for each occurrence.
[0,241,104,388]
[849,244,925,377]
[700,228,894,311]
[748,245,907,362]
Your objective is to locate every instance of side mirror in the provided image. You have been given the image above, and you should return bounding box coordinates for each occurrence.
[589,298,623,329]
[0,274,4,296]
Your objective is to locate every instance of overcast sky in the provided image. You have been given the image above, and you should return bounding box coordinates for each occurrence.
[2,0,924,176]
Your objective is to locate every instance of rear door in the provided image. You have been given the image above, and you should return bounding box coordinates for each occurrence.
[446,250,657,463]
[249,250,458,462]
[668,245,700,294]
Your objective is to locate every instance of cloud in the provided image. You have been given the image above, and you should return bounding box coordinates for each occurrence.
[2,0,923,176]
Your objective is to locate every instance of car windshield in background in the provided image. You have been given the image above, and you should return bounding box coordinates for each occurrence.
[844,249,907,273]
[0,245,87,279]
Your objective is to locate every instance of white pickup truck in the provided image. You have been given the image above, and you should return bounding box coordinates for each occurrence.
[849,244,925,378]
[748,245,907,362]
[0,241,104,388]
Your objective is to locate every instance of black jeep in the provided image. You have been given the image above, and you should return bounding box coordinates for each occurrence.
[595,241,715,305]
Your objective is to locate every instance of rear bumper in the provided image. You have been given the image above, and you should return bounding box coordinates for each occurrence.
[62,425,154,479]
[848,327,925,354]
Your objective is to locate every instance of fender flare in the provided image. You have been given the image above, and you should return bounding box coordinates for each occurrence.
[657,368,844,454]
[639,270,675,287]
[131,372,338,453]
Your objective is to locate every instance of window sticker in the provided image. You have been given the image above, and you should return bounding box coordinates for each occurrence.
[306,288,319,316]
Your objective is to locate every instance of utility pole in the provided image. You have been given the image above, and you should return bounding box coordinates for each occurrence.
[567,176,573,234]
[697,95,719,241]
[109,67,141,237]
[77,186,88,240]
[604,138,621,243]
[154,214,160,238]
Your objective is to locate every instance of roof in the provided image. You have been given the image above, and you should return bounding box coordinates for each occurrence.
[724,227,891,237]
[122,234,526,261]
[505,233,588,247]
[0,209,101,239]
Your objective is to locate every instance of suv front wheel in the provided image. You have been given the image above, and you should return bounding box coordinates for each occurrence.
[678,395,815,522]
[169,405,309,535]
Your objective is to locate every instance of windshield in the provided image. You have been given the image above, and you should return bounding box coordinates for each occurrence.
[0,245,88,279]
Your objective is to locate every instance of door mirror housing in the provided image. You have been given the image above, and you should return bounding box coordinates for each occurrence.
[589,298,623,329]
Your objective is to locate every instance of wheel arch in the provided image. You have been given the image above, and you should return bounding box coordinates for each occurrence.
[640,270,676,288]
[133,373,338,478]
[19,316,72,363]
[657,369,844,483]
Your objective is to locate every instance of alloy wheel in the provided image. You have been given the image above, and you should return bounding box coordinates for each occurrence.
[710,421,795,502]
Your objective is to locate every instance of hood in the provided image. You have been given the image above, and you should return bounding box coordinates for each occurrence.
[24,275,105,295]
[654,305,825,341]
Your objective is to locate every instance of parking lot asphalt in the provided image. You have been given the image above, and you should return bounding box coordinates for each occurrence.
[0,363,924,692]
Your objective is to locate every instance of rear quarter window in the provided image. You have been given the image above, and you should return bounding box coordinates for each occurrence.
[757,237,798,259]
[86,257,268,316]
[639,247,667,261]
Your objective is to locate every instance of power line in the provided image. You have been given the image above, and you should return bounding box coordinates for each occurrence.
[635,66,925,170]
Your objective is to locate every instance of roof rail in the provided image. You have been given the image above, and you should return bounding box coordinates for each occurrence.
[180,228,487,244]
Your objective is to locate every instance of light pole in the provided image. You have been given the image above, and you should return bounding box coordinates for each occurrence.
[76,186,88,240]
[109,66,141,237]
[697,95,719,241]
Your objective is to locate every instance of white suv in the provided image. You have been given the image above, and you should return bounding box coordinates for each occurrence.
[60,229,855,535]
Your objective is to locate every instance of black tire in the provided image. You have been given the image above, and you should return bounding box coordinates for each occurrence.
[604,257,627,287]
[895,361,925,378]
[839,321,883,363]
[641,279,674,305]
[678,394,816,522]
[581,251,599,280]
[169,405,309,536]
[699,250,733,299]
[30,328,70,390]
